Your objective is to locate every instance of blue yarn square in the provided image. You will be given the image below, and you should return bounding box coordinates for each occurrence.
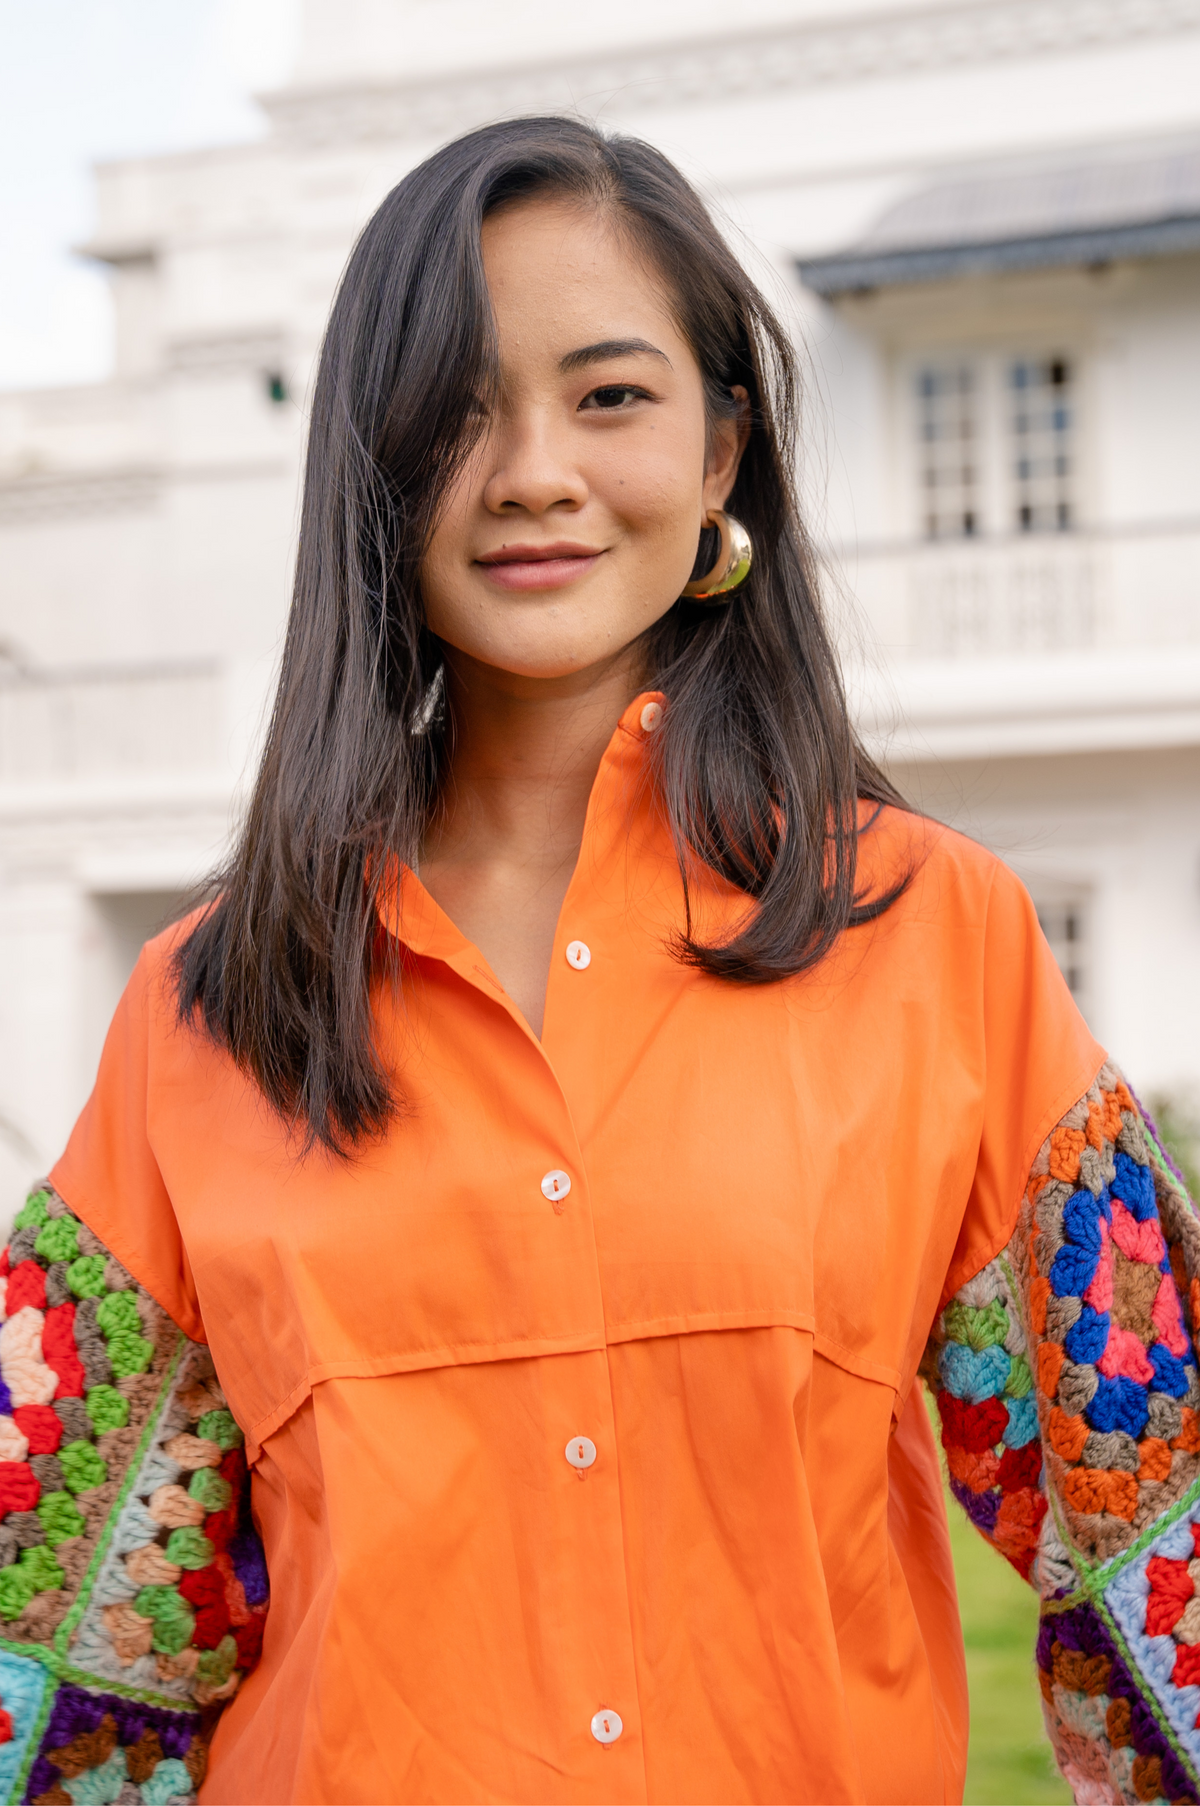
[1064,1188,1107,1251]
[1087,1374,1150,1438]
[1113,1152,1156,1222]
[1064,1305,1110,1367]
[1149,1341,1191,1399]
[1004,1395,1039,1447]
[0,1649,51,1801]
[1050,1241,1099,1298]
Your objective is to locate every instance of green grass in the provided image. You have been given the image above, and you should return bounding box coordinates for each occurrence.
[948,1499,1070,1805]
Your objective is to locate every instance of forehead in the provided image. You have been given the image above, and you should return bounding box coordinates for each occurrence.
[479,196,683,352]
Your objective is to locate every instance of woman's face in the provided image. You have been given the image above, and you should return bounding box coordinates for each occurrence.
[419,196,746,684]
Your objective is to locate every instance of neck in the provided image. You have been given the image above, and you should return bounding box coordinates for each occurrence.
[425,646,646,870]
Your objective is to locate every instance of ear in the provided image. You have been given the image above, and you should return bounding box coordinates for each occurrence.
[701,385,750,513]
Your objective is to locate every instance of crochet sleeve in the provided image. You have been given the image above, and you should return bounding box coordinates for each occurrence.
[924,1061,1200,1806]
[0,1184,267,1805]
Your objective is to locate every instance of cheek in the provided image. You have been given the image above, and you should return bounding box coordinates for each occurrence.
[596,425,706,541]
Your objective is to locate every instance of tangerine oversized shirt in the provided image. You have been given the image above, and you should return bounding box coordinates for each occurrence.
[52,694,1103,1805]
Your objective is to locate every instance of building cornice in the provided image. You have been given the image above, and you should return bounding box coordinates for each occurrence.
[264,0,1200,147]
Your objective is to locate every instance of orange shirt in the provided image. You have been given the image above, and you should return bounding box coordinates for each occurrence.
[52,693,1103,1805]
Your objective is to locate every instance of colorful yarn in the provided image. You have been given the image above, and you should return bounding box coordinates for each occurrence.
[34,1217,79,1266]
[39,1488,87,1545]
[5,1259,47,1316]
[60,1439,107,1494]
[187,1467,231,1512]
[12,1193,49,1234]
[84,1384,129,1434]
[0,1461,39,1514]
[0,1187,268,1801]
[133,1586,196,1656]
[66,1255,108,1300]
[106,1329,155,1379]
[41,1300,86,1398]
[165,1528,215,1570]
[930,1068,1200,1798]
[197,1408,243,1450]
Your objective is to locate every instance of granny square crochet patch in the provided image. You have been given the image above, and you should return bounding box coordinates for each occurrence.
[929,1065,1200,1802]
[1107,1500,1200,1783]
[0,1188,267,1804]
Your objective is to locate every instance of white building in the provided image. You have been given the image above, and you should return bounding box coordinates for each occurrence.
[2,0,1199,1215]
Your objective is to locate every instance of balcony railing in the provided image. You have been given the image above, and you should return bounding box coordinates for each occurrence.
[841,519,1200,659]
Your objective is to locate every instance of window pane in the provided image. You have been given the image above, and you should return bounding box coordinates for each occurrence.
[915,362,980,540]
[1036,896,1088,1006]
[1010,356,1074,533]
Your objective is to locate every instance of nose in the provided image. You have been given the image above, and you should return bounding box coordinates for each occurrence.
[480,411,588,517]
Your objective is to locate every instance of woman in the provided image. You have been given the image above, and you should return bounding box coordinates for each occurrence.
[0,116,1194,1806]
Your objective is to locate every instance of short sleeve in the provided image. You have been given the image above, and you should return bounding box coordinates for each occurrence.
[940,858,1106,1308]
[50,939,205,1343]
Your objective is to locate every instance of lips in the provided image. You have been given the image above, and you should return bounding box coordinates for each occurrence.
[475,542,603,592]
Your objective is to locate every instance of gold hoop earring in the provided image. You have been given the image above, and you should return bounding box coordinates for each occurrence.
[681,509,753,601]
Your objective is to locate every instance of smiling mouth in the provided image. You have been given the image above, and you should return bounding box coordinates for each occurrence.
[475,542,603,592]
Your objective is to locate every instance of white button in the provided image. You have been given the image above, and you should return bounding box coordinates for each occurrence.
[639,701,663,733]
[565,940,591,970]
[591,1709,623,1745]
[565,1436,597,1470]
[541,1170,572,1202]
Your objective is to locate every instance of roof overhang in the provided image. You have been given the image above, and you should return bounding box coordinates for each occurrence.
[797,142,1200,298]
[798,213,1200,297]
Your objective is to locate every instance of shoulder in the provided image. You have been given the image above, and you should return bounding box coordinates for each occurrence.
[124,906,217,1018]
[857,801,1029,921]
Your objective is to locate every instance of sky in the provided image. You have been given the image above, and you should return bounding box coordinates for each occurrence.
[0,0,301,390]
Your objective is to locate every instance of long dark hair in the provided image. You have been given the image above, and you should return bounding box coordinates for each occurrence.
[175,114,908,1154]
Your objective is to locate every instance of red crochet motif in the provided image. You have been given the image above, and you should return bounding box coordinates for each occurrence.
[12,1404,62,1455]
[997,1442,1043,1492]
[234,1613,265,1667]
[5,1260,46,1316]
[938,1392,1009,1455]
[40,1302,85,1400]
[0,1461,39,1514]
[1146,1556,1193,1637]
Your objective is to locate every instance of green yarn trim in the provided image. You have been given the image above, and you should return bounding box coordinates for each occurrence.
[33,1218,78,1265]
[943,1296,1009,1351]
[85,1385,129,1435]
[66,1254,107,1300]
[106,1330,154,1378]
[164,1528,214,1571]
[59,1440,107,1495]
[0,1547,64,1619]
[187,1467,230,1512]
[133,1585,195,1656]
[96,1290,140,1340]
[12,1191,49,1234]
[196,1409,242,1451]
[195,1634,236,1688]
[36,1491,86,1547]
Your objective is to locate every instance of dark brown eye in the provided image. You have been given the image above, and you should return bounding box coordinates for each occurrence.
[582,385,644,410]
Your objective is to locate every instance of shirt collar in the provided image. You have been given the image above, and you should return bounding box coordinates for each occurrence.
[376,691,667,957]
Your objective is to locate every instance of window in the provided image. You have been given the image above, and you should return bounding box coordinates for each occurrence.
[913,351,1077,538]
[916,364,978,539]
[1035,896,1088,1005]
[1011,357,1072,532]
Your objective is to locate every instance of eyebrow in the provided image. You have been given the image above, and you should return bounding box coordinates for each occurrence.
[558,338,672,374]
